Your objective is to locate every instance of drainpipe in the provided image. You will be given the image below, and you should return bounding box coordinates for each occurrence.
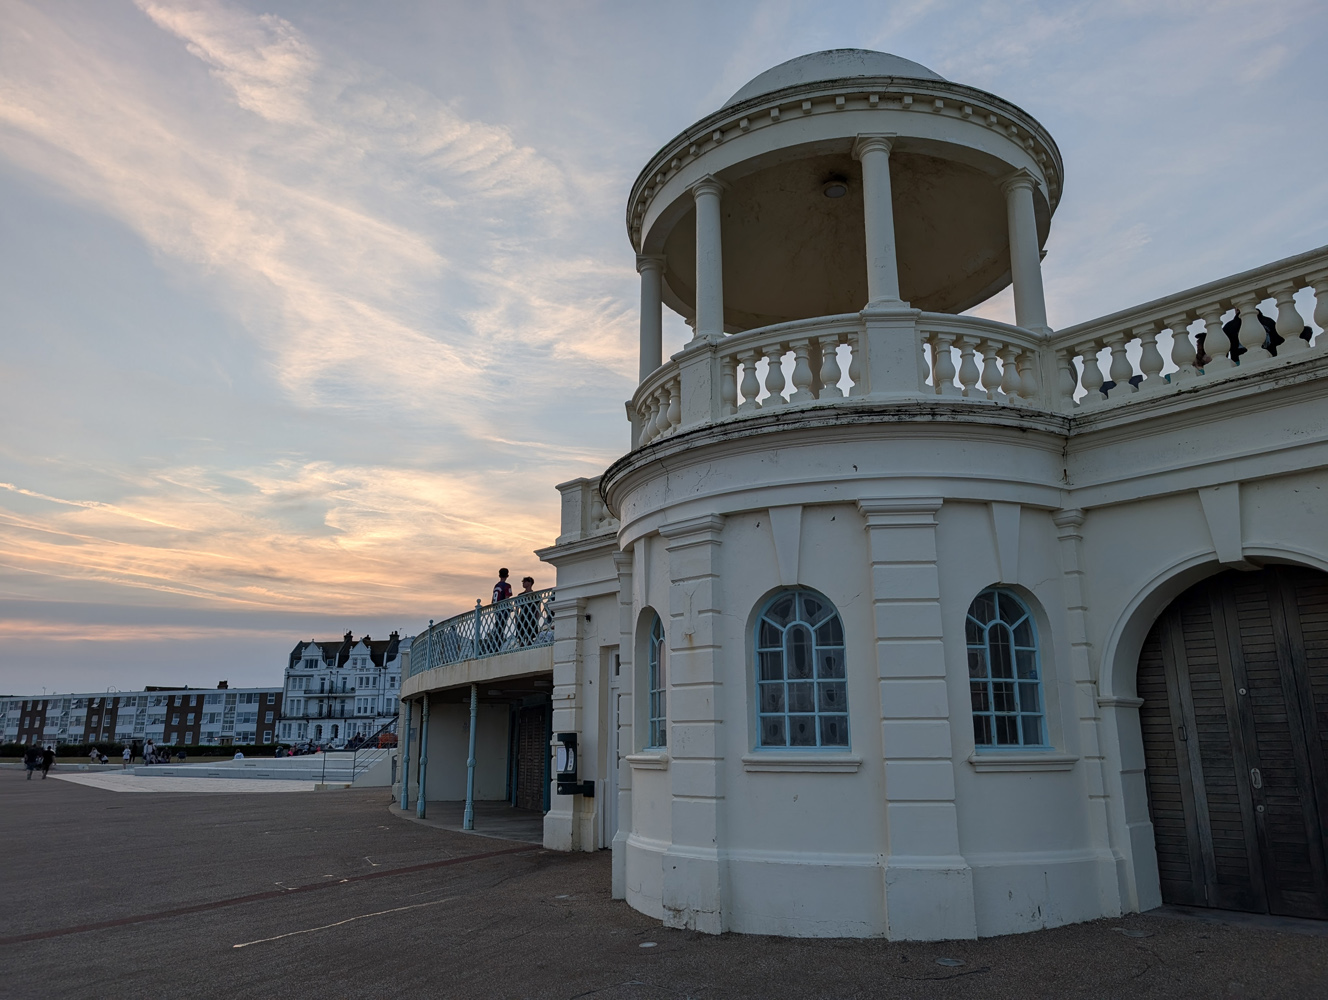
[416,697,430,819]
[463,683,478,830]
[398,700,411,811]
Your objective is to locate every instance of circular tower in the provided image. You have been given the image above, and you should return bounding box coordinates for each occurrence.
[605,51,1106,940]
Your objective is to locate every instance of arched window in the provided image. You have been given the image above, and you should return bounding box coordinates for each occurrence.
[647,616,667,748]
[755,589,848,748]
[967,588,1045,747]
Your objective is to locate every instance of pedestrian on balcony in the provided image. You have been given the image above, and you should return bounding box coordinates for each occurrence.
[487,568,514,653]
[515,577,539,646]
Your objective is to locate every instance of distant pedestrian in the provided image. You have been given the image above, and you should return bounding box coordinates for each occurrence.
[122,747,131,769]
[40,746,55,778]
[515,576,540,645]
[88,747,100,764]
[23,745,39,780]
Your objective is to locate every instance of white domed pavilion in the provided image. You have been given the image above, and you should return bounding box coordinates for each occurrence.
[397,50,1328,940]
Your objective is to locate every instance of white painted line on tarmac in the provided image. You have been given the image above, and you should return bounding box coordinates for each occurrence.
[232,896,457,949]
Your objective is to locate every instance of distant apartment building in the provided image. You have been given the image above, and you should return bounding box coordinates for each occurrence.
[1,682,283,746]
[279,631,408,744]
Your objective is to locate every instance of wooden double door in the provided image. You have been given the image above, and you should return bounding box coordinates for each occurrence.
[1138,565,1328,919]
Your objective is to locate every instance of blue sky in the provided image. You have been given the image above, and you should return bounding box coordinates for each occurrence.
[2,0,1326,693]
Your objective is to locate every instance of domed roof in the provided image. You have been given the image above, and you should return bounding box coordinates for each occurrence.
[723,49,946,108]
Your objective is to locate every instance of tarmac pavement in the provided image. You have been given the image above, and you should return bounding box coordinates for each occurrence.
[2,768,1325,999]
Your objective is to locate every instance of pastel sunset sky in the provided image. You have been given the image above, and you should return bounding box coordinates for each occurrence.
[2,0,1325,693]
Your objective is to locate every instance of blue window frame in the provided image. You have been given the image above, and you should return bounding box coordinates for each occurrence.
[647,616,666,748]
[967,587,1045,747]
[755,589,848,748]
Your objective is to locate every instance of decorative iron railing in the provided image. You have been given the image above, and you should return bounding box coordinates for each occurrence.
[408,587,556,677]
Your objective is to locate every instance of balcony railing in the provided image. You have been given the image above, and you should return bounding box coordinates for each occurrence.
[628,245,1328,443]
[408,587,556,678]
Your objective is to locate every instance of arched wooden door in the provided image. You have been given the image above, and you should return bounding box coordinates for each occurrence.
[1138,565,1328,919]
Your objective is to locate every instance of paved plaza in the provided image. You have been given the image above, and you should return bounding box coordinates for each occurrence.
[1,769,1325,999]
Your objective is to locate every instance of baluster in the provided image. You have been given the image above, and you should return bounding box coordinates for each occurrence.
[720,355,738,416]
[932,332,958,396]
[1270,282,1308,355]
[1231,293,1272,364]
[848,329,866,395]
[1056,349,1077,409]
[789,340,815,402]
[1198,304,1233,372]
[957,337,981,397]
[652,387,670,438]
[818,335,844,399]
[997,344,1023,402]
[1167,315,1197,384]
[979,340,1003,400]
[639,395,657,443]
[763,346,787,406]
[1136,324,1165,393]
[1312,273,1328,350]
[738,350,761,412]
[1312,271,1328,351]
[1104,331,1135,396]
[666,380,681,432]
[1078,340,1105,407]
[1016,348,1039,403]
[807,338,824,397]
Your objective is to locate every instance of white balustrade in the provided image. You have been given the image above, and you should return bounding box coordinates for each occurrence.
[720,315,863,411]
[921,317,1044,405]
[626,246,1328,440]
[1051,248,1328,409]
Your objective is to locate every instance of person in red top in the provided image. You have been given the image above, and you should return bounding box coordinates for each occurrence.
[492,568,513,603]
[487,568,513,653]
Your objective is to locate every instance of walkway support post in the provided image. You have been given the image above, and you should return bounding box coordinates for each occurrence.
[416,696,430,819]
[464,683,479,830]
[398,699,412,811]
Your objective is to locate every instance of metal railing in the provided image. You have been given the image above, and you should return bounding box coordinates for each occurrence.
[320,716,399,785]
[408,587,556,678]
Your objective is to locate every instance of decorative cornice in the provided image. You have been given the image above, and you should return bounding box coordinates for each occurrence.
[626,75,1064,250]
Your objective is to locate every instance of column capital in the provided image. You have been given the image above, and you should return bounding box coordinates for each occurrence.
[856,497,943,524]
[659,512,725,543]
[999,167,1039,197]
[689,174,727,199]
[852,133,896,160]
[1052,507,1086,533]
[636,254,665,275]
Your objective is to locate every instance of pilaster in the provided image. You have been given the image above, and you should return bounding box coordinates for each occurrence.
[611,548,634,900]
[543,595,588,851]
[1054,507,1130,915]
[858,497,976,940]
[658,513,726,933]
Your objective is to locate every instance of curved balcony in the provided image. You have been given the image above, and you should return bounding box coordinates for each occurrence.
[408,588,556,678]
[628,245,1328,449]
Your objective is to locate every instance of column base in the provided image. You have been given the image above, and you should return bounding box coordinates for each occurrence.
[661,846,726,934]
[883,856,977,940]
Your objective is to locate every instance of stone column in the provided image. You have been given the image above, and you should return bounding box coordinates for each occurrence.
[543,594,588,851]
[691,177,726,342]
[637,255,665,380]
[1002,170,1050,335]
[853,134,903,305]
[857,497,976,941]
[611,548,634,900]
[659,513,726,933]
